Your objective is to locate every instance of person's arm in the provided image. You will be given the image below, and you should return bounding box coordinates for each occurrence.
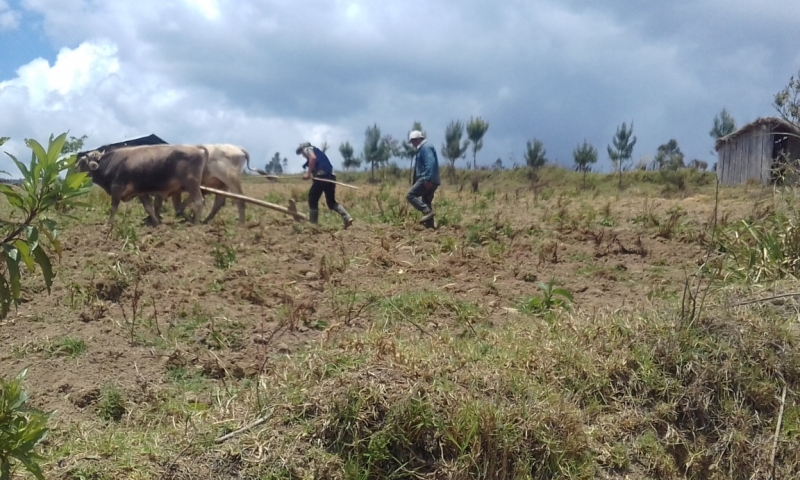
[420,147,434,183]
[302,148,317,179]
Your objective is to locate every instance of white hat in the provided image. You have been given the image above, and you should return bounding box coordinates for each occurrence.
[409,130,425,141]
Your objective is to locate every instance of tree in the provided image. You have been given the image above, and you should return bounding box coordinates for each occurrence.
[398,121,425,184]
[60,134,88,155]
[709,108,736,139]
[440,120,470,179]
[774,68,800,126]
[466,116,489,170]
[524,139,547,171]
[281,157,288,173]
[573,140,598,188]
[607,121,636,189]
[264,152,284,175]
[655,139,684,170]
[492,158,503,171]
[362,124,392,181]
[339,141,361,171]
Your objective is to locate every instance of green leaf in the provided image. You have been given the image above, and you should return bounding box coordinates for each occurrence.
[25,226,39,252]
[551,288,574,302]
[0,274,11,319]
[0,189,25,210]
[4,248,21,301]
[46,132,68,165]
[31,247,53,294]
[25,138,48,168]
[14,240,35,272]
[64,170,89,191]
[3,152,30,182]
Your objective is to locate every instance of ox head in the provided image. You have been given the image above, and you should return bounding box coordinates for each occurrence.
[75,150,103,173]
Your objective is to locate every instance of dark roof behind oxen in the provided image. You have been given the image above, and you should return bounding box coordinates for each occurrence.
[76,133,169,159]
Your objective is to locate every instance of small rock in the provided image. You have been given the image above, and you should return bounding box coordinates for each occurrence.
[276,342,290,354]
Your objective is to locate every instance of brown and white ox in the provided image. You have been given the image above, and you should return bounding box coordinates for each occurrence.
[75,144,209,226]
[154,144,264,225]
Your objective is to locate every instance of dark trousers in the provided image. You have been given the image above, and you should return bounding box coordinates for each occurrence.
[406,178,437,213]
[308,174,339,210]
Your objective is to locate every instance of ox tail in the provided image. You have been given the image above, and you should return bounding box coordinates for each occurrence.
[197,145,210,164]
[243,149,269,176]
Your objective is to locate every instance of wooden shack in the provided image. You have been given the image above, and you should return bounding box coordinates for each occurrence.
[715,117,800,185]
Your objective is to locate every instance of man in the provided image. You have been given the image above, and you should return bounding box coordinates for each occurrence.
[406,130,440,227]
[296,142,354,229]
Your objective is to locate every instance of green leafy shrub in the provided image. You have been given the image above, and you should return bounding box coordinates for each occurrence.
[0,132,92,317]
[0,369,52,480]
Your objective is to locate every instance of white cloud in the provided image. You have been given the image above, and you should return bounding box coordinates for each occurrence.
[2,0,798,176]
[0,0,20,30]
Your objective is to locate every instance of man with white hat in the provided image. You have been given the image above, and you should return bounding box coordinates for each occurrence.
[406,130,440,227]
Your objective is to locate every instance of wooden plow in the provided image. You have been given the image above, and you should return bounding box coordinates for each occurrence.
[199,186,307,222]
[258,174,360,190]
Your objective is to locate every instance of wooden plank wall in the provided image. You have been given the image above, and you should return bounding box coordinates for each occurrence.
[716,124,774,186]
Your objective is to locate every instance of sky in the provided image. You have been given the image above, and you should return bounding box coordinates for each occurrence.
[1,0,800,175]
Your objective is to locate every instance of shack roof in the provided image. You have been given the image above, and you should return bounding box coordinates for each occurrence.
[76,133,169,157]
[715,117,800,151]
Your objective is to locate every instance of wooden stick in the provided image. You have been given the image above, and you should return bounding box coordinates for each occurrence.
[730,292,800,307]
[199,186,307,222]
[255,174,359,190]
[214,412,273,444]
[770,385,788,480]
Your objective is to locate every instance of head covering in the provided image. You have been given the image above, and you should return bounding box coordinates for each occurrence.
[295,142,312,155]
[409,130,425,141]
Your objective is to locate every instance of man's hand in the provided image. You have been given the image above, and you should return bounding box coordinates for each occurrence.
[302,172,310,180]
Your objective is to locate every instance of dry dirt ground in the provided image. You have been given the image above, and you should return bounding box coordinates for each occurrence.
[0,174,781,478]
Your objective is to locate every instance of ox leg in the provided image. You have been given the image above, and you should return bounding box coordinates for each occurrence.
[187,188,204,225]
[107,195,122,225]
[138,195,161,226]
[228,178,247,225]
[203,195,226,224]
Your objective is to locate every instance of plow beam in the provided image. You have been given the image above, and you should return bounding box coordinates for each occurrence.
[199,186,307,222]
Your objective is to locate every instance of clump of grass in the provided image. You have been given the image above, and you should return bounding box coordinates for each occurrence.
[716,209,800,282]
[212,243,237,270]
[97,385,127,422]
[45,336,87,358]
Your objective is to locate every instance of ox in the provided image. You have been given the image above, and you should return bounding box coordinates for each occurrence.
[154,144,263,225]
[76,144,209,226]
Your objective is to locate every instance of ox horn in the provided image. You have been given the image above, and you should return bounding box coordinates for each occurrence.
[88,160,99,170]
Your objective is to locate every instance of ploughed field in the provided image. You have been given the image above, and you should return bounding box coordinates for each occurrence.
[2,169,800,479]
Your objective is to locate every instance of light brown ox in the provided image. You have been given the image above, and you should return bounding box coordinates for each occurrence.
[154,143,264,224]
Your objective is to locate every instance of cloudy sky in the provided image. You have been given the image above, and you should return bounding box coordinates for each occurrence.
[1,0,799,175]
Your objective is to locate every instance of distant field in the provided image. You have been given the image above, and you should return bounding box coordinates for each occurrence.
[1,166,799,479]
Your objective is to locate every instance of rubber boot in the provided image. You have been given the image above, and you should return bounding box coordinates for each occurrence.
[334,205,354,229]
[309,209,319,225]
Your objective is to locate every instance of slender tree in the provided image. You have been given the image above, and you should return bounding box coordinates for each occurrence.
[339,141,360,171]
[709,108,736,139]
[466,116,489,170]
[399,121,426,183]
[362,124,391,181]
[492,158,503,171]
[440,120,470,179]
[607,121,637,189]
[573,140,598,189]
[774,68,800,126]
[264,152,284,174]
[60,134,88,155]
[655,139,684,170]
[524,139,547,185]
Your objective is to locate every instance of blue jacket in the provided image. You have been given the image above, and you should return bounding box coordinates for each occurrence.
[302,146,334,176]
[413,141,441,185]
